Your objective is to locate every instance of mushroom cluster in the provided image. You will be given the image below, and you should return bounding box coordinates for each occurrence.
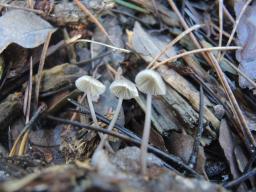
[74,69,166,176]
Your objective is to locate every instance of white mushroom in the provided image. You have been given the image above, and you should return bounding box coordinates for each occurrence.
[135,69,166,175]
[96,78,138,151]
[75,75,114,152]
[75,75,106,125]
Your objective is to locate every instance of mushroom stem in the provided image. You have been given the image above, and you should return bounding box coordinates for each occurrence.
[96,97,123,151]
[87,93,98,124]
[140,94,152,175]
[87,92,114,153]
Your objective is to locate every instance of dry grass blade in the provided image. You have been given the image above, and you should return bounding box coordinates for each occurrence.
[217,0,223,60]
[18,57,33,155]
[147,24,203,69]
[35,32,53,107]
[223,4,235,24]
[74,39,130,53]
[151,46,241,69]
[74,0,114,45]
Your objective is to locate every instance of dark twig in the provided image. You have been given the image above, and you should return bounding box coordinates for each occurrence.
[73,51,114,66]
[47,115,201,177]
[40,84,75,98]
[224,168,256,189]
[188,85,204,168]
[67,98,141,141]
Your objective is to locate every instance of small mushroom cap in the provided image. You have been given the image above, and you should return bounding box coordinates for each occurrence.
[110,79,138,100]
[135,69,166,95]
[75,75,106,96]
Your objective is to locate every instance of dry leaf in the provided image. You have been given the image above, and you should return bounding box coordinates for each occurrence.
[131,22,176,63]
[235,1,256,89]
[0,10,56,54]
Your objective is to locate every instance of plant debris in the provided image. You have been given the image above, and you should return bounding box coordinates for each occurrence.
[0,0,256,191]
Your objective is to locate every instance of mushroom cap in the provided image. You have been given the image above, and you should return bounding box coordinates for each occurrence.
[75,75,106,96]
[135,69,166,95]
[110,79,138,100]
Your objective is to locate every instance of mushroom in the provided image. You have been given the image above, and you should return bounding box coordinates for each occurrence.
[75,75,106,125]
[135,69,166,175]
[75,75,113,152]
[96,78,138,151]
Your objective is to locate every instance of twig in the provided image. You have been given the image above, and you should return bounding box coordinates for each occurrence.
[47,115,201,177]
[0,3,44,14]
[74,50,114,66]
[9,104,46,157]
[188,85,204,168]
[40,84,75,98]
[67,98,141,141]
[35,32,53,107]
[74,39,130,53]
[151,46,241,69]
[147,24,203,69]
[74,0,114,45]
[224,168,256,189]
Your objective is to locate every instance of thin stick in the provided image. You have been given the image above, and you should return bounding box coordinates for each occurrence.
[147,24,203,69]
[220,0,252,60]
[0,3,44,14]
[67,98,141,140]
[74,0,114,45]
[35,32,53,107]
[217,0,223,60]
[47,115,201,177]
[224,168,256,189]
[151,46,241,69]
[188,85,204,168]
[74,39,130,53]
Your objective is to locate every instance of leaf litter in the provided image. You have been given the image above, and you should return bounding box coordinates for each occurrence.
[0,0,255,191]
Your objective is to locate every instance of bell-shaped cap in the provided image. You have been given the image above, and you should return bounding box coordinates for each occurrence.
[75,75,106,96]
[110,78,138,100]
[135,69,166,95]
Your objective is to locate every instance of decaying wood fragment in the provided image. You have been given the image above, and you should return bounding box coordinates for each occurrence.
[158,66,220,129]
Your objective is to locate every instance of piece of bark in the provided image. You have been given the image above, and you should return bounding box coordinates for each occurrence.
[158,66,220,129]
